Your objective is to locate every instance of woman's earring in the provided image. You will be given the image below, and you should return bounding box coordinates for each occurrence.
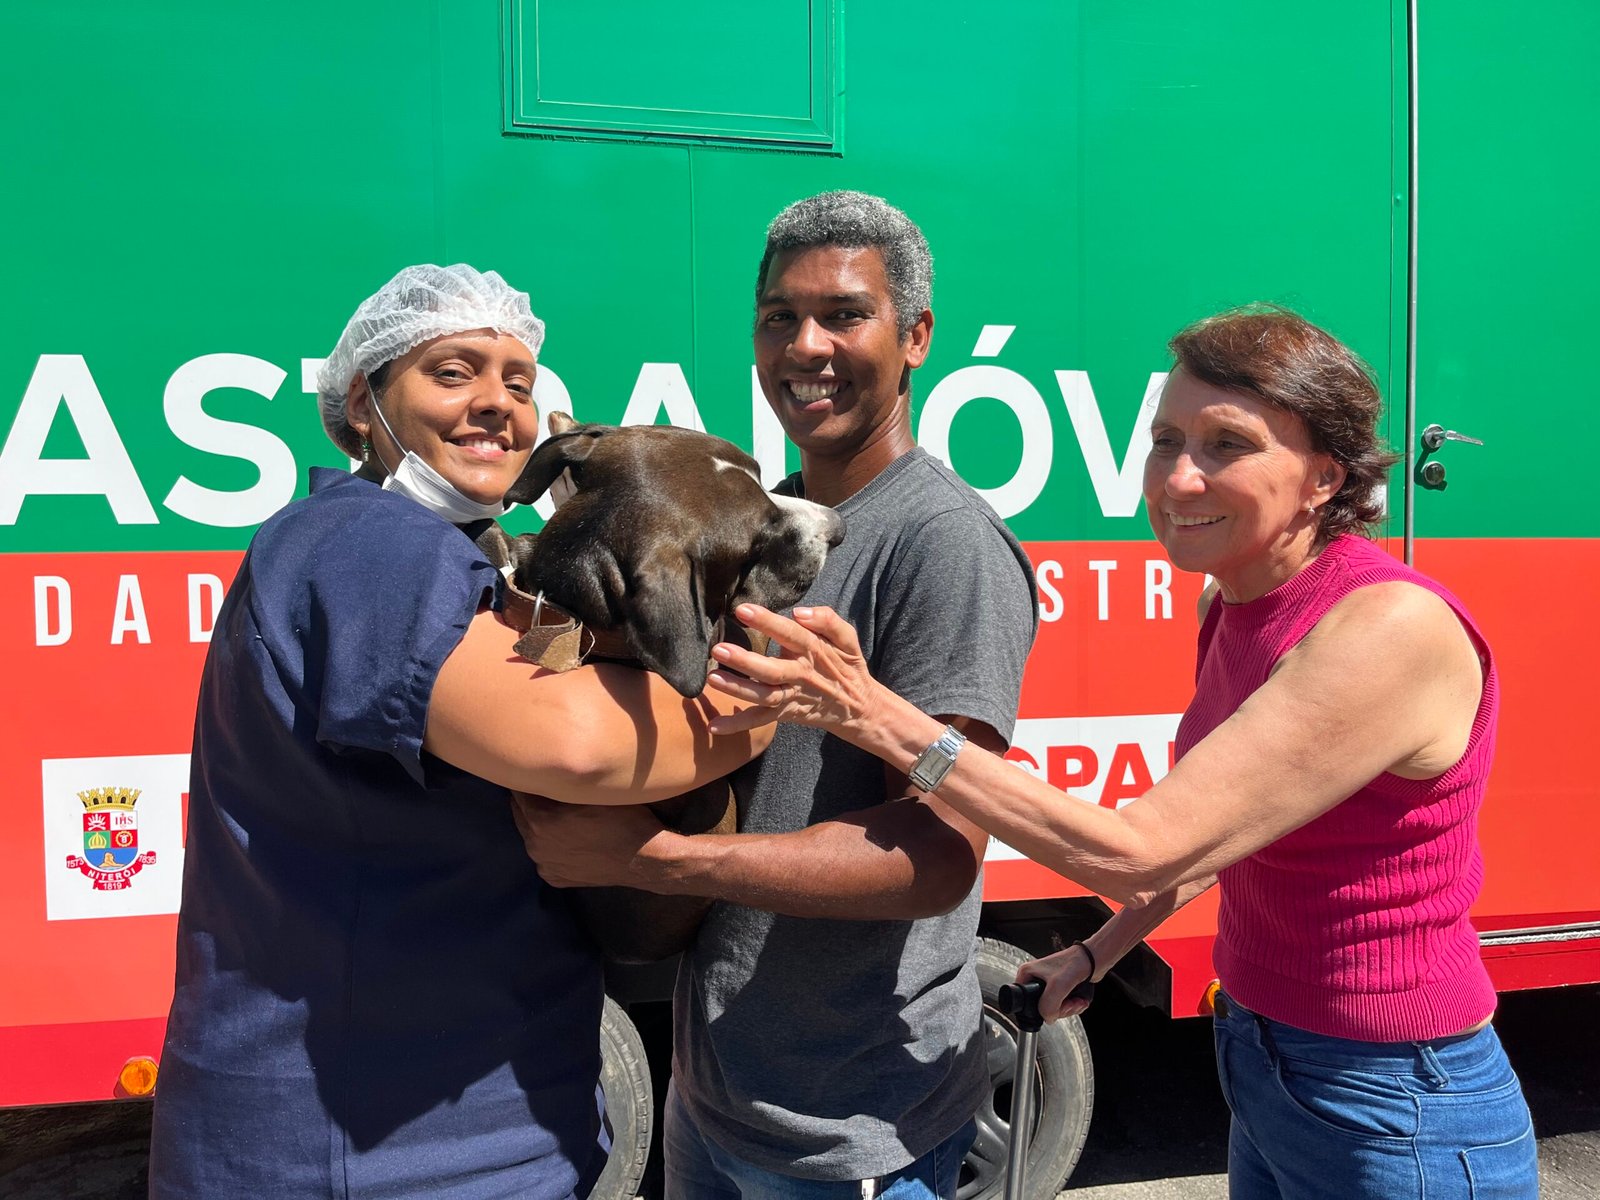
[361,438,371,464]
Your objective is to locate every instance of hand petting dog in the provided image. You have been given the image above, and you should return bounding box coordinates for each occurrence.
[706,603,888,746]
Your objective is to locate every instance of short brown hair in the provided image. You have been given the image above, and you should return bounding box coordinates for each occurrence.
[1168,305,1399,542]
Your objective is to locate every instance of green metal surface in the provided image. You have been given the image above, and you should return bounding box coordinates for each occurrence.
[1410,1,1599,539]
[506,0,837,149]
[4,1,1401,553]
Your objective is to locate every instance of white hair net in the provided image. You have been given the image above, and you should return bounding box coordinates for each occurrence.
[316,263,546,458]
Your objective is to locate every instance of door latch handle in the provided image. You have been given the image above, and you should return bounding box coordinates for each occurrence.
[1420,423,1484,452]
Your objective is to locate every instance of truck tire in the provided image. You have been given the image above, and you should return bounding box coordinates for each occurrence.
[589,997,652,1200]
[959,937,1094,1199]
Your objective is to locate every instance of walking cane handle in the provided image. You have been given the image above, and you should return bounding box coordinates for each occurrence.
[997,979,1045,1032]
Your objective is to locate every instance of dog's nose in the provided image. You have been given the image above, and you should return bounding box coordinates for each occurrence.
[824,510,846,548]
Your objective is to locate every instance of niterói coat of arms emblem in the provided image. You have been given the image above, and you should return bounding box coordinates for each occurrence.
[66,787,157,891]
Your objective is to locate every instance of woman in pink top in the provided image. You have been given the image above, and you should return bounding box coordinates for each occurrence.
[705,307,1537,1199]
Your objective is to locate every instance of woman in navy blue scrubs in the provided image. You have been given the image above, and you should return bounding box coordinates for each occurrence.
[149,265,768,1199]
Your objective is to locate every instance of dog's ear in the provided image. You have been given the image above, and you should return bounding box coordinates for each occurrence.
[618,548,715,698]
[504,424,603,506]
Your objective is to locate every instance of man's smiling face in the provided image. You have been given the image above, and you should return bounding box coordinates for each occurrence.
[753,244,929,464]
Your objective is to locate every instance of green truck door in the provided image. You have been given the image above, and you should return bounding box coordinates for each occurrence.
[1409,1,1600,960]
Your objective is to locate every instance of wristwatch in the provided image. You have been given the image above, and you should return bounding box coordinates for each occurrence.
[908,724,966,792]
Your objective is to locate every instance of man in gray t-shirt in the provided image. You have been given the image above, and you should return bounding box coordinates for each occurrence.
[523,191,1037,1197]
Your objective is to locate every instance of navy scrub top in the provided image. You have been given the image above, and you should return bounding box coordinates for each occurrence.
[150,469,604,1199]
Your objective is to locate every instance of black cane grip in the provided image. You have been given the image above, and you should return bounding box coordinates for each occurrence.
[997,979,1046,1032]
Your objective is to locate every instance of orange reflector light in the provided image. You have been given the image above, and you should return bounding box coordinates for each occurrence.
[1198,979,1222,1016]
[116,1056,159,1098]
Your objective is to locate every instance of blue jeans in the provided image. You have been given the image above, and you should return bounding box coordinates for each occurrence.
[662,1081,977,1199]
[1212,990,1537,1199]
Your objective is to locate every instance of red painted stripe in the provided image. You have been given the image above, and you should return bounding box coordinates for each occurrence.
[1482,938,1600,993]
[1,538,1596,1097]
[0,1017,168,1107]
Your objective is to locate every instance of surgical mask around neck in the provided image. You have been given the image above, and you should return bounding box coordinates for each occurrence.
[368,387,510,524]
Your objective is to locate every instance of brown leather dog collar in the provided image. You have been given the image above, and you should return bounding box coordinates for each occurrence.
[497,580,635,673]
[474,523,624,671]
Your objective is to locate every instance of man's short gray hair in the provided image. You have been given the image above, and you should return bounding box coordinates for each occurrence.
[756,191,933,338]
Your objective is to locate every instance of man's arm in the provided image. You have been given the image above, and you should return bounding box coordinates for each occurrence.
[518,498,1035,917]
[516,715,999,920]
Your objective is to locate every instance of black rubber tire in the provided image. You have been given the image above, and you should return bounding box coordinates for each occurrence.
[958,937,1094,1200]
[588,997,653,1200]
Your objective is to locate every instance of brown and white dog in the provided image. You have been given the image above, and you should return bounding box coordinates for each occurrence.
[479,413,843,962]
[492,411,843,696]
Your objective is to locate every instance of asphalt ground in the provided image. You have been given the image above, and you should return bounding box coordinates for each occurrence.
[2,983,1594,1198]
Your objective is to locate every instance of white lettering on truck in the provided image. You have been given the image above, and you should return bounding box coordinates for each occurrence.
[4,347,1169,527]
[34,575,71,646]
[111,574,151,645]
[33,572,227,647]
[2,355,159,524]
[162,354,296,527]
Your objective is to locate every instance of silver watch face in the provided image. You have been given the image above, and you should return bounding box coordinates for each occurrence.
[911,727,964,790]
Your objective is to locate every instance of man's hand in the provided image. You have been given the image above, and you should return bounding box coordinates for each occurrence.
[511,794,676,891]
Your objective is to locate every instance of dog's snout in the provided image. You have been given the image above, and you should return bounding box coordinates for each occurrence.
[731,492,844,615]
[823,508,845,549]
[770,493,844,551]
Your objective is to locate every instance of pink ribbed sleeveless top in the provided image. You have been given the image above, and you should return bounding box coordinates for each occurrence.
[1176,535,1498,1041]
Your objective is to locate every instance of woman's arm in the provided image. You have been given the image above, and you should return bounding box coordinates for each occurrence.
[1020,876,1216,1021]
[426,608,770,804]
[709,581,1484,902]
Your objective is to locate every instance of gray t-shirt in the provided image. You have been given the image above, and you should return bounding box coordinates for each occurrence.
[672,447,1038,1180]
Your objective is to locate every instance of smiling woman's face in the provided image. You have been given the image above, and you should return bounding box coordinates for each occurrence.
[1143,368,1344,603]
[346,329,538,505]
